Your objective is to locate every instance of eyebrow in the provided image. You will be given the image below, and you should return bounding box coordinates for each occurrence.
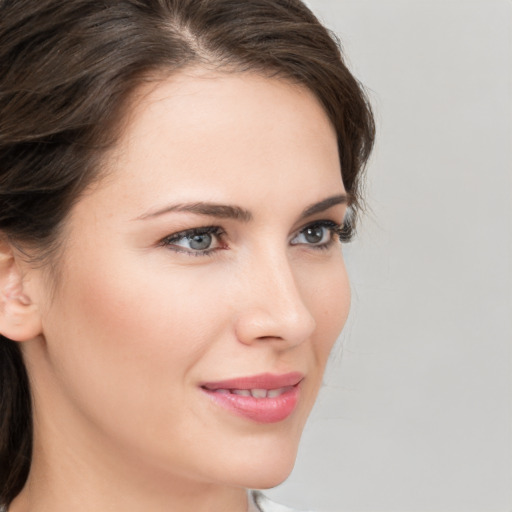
[299,194,348,219]
[135,193,348,222]
[135,202,253,222]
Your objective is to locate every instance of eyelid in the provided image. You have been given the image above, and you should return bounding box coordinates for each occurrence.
[162,225,220,243]
[290,219,344,248]
[297,209,354,244]
[159,225,226,256]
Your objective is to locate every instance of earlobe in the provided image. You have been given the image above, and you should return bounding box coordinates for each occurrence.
[0,240,43,342]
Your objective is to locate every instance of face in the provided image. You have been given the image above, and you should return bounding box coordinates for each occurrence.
[27,69,350,491]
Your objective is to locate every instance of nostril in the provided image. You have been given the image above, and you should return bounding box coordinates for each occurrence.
[233,261,316,346]
[234,303,315,347]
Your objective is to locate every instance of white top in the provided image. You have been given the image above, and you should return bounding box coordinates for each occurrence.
[248,490,313,512]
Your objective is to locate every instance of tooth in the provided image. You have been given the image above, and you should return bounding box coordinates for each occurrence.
[215,389,230,394]
[232,389,251,396]
[251,389,267,398]
[267,388,284,398]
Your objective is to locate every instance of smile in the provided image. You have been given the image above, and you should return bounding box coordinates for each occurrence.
[200,372,303,423]
[212,386,294,398]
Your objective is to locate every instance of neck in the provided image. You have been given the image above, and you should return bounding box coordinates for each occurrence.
[10,459,248,512]
[9,408,248,512]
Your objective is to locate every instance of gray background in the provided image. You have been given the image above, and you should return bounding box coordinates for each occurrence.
[266,1,512,511]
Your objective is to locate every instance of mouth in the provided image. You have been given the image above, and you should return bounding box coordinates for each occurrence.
[200,372,303,423]
[206,386,295,398]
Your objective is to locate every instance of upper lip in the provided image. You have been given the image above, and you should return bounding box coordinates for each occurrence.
[201,372,304,391]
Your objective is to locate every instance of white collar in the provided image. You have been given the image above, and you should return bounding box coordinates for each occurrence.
[248,490,305,512]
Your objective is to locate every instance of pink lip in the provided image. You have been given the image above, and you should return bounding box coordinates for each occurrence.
[201,372,303,391]
[200,372,303,424]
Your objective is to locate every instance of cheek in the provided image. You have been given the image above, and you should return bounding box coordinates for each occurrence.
[41,249,232,431]
[305,255,351,361]
[53,255,228,368]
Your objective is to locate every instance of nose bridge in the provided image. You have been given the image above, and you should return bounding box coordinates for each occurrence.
[235,242,316,345]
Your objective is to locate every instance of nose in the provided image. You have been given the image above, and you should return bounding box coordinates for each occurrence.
[234,249,317,348]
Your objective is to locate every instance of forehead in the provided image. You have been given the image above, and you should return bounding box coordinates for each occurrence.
[97,69,343,214]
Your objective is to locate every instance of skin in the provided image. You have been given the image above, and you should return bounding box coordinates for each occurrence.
[8,69,350,512]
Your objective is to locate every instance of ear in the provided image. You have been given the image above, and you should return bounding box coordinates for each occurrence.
[0,239,43,342]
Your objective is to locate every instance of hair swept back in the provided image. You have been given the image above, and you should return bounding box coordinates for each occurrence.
[0,0,375,505]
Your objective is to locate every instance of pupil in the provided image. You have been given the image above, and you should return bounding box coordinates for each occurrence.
[189,233,212,250]
[305,226,323,244]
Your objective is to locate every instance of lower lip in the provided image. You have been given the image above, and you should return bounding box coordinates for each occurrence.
[202,386,300,423]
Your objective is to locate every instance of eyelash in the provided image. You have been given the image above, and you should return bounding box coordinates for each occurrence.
[159,220,350,257]
[159,226,225,257]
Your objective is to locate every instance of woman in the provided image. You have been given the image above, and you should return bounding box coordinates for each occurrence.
[0,1,374,510]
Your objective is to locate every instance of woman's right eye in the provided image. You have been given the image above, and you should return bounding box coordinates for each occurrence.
[159,226,225,256]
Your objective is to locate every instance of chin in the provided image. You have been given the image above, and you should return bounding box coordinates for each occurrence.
[225,436,300,490]
[236,464,296,491]
[246,467,295,490]
[218,406,312,490]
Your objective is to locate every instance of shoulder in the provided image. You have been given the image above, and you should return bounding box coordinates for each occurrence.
[248,490,315,512]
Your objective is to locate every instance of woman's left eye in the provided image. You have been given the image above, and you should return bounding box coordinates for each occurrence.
[290,221,341,248]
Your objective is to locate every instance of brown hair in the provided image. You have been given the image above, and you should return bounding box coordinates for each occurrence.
[0,0,375,505]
